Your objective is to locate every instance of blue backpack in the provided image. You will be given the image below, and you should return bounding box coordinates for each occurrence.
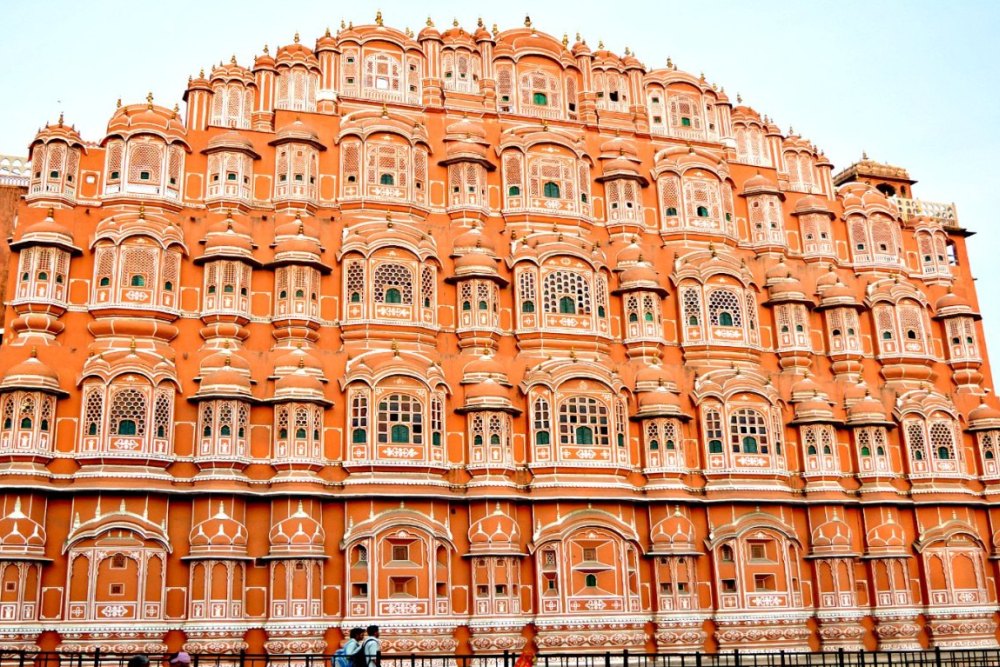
[333,648,350,667]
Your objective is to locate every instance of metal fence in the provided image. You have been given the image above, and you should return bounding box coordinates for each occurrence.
[5,650,1000,667]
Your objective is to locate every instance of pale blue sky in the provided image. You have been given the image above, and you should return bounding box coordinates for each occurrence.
[5,0,1000,354]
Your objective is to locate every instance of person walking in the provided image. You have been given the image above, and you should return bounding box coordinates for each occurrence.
[335,627,365,667]
[357,625,380,667]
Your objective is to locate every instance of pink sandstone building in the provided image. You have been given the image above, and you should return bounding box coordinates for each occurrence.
[2,12,998,656]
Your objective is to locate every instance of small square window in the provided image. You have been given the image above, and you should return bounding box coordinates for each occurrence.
[352,583,368,597]
[3,581,15,592]
[392,544,409,562]
[109,583,124,596]
[722,579,737,593]
[582,547,597,562]
[139,171,151,181]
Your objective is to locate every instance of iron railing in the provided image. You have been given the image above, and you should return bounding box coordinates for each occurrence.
[4,650,1000,667]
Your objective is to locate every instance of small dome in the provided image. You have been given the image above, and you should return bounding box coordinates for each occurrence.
[446,117,487,142]
[197,363,252,399]
[268,502,325,557]
[764,257,792,284]
[767,276,810,304]
[462,352,509,383]
[793,195,832,215]
[269,119,325,149]
[30,118,85,152]
[10,208,80,254]
[273,346,324,376]
[189,502,249,557]
[934,290,979,320]
[465,379,510,402]
[847,392,893,426]
[968,398,1000,432]
[209,58,255,85]
[650,508,697,554]
[866,515,907,555]
[274,367,327,402]
[742,172,780,195]
[105,99,188,146]
[812,512,853,555]
[469,506,521,554]
[0,352,66,396]
[452,226,496,255]
[204,130,260,157]
[792,396,837,424]
[0,499,46,559]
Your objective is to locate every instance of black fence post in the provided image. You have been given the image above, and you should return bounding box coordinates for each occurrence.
[733,650,741,667]
[17,650,24,667]
[92,648,100,667]
[695,650,702,667]
[838,648,845,667]
[238,650,246,667]
[605,652,611,667]
[934,647,941,667]
[623,650,629,667]
[779,650,786,667]
[503,651,510,667]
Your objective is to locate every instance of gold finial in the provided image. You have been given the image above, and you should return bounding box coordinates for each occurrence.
[699,71,706,82]
[862,150,869,160]
[391,340,399,357]
[325,26,331,37]
[426,16,434,28]
[625,46,631,56]
[598,40,604,49]
[46,207,54,218]
[381,103,389,118]
[138,203,145,219]
[562,33,568,47]
[492,24,499,37]
[541,119,549,131]
[263,44,269,55]
[524,15,532,28]
[575,32,581,42]
[375,10,383,26]
[230,54,237,65]
[173,103,179,117]
[737,92,742,104]
[129,338,137,353]
[146,91,154,109]
[666,56,673,68]
[293,32,300,43]
[29,346,37,359]
[477,17,484,28]
[58,111,64,126]
[340,20,346,30]
[453,18,459,27]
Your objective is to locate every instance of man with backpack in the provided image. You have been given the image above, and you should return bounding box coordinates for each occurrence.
[334,628,365,667]
[352,625,380,667]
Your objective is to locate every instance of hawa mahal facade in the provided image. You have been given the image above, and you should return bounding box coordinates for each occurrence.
[4,12,1000,657]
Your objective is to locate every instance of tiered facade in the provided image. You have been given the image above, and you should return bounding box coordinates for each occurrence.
[3,14,1000,655]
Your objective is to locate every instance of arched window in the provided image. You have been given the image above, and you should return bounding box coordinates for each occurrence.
[533,92,548,106]
[696,206,709,217]
[729,408,772,456]
[543,181,560,198]
[118,419,137,436]
[386,288,401,304]
[380,173,394,186]
[558,396,609,447]
[508,185,521,196]
[559,296,576,314]
[130,275,146,287]
[719,311,734,326]
[377,393,422,446]
[522,300,535,313]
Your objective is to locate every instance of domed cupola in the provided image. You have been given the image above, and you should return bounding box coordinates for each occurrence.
[188,502,249,558]
[0,498,46,560]
[27,115,86,206]
[102,95,190,205]
[267,501,325,558]
[7,208,81,344]
[612,242,667,357]
[468,504,523,555]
